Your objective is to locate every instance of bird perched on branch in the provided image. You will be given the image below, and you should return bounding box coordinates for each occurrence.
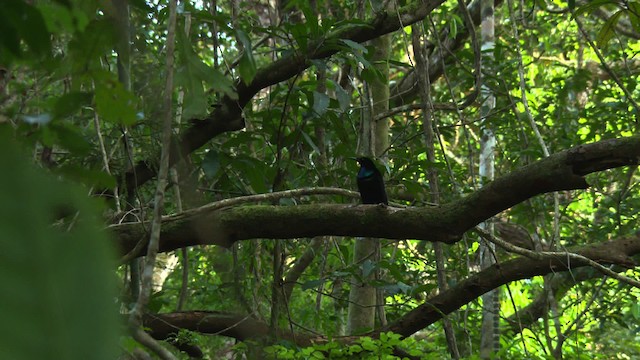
[355,157,388,205]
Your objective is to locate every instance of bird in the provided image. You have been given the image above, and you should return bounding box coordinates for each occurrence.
[355,157,388,205]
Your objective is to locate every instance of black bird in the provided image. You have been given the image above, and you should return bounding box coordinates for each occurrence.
[355,157,388,205]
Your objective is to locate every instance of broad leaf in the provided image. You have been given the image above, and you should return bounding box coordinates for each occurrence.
[95,81,138,125]
[236,29,257,85]
[52,92,93,120]
[202,149,222,179]
[312,91,330,116]
[0,134,119,360]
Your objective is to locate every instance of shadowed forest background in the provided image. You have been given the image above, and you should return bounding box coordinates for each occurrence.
[1,0,640,359]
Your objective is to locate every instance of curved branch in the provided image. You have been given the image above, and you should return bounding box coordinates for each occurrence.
[140,234,640,348]
[111,136,640,255]
[380,233,640,337]
[475,226,640,288]
[143,311,272,342]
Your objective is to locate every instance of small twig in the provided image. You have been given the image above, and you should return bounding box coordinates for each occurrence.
[92,107,120,212]
[164,187,359,220]
[129,0,180,359]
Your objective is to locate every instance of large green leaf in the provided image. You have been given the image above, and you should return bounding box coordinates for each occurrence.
[0,0,51,64]
[48,122,92,155]
[236,29,257,85]
[312,91,330,116]
[52,91,93,120]
[95,80,138,125]
[596,10,624,47]
[176,30,236,119]
[0,132,119,360]
[56,165,117,189]
[202,149,222,179]
[629,2,640,32]
[68,19,118,71]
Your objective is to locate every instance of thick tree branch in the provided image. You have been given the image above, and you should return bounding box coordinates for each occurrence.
[143,311,273,342]
[380,233,640,337]
[140,234,640,348]
[111,136,640,256]
[475,226,640,288]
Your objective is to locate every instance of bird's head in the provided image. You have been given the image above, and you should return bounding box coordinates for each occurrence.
[354,157,377,170]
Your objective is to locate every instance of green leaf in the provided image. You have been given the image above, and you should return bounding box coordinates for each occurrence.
[202,150,222,179]
[0,20,20,64]
[234,156,269,193]
[301,131,321,154]
[596,10,624,47]
[299,1,319,36]
[49,122,92,155]
[360,67,384,84]
[289,22,309,51]
[68,19,118,70]
[0,0,51,61]
[210,69,237,100]
[301,279,324,290]
[573,0,619,18]
[39,125,55,146]
[238,53,257,86]
[56,165,116,189]
[362,259,376,277]
[128,0,152,11]
[340,39,367,53]
[52,0,72,7]
[380,332,388,342]
[236,30,257,85]
[448,15,458,38]
[411,283,438,294]
[0,134,119,360]
[361,339,377,351]
[95,81,138,125]
[631,302,640,319]
[37,2,75,34]
[52,92,93,120]
[176,30,236,115]
[312,91,330,116]
[629,2,640,32]
[182,94,209,120]
[334,83,350,111]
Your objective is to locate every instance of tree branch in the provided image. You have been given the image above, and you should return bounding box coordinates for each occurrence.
[475,226,640,288]
[111,136,640,255]
[381,233,640,337]
[139,233,640,348]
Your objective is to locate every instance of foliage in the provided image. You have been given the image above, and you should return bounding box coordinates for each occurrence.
[264,332,434,359]
[0,132,120,359]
